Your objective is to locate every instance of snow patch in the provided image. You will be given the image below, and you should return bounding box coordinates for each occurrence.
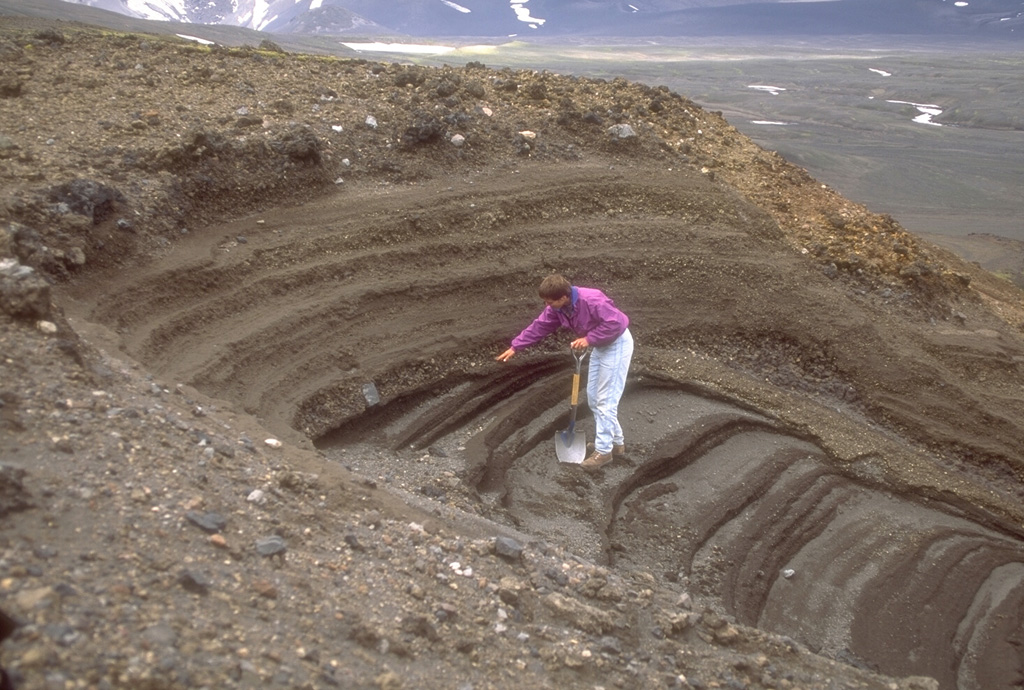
[441,0,471,13]
[249,0,271,29]
[176,34,214,45]
[511,0,546,28]
[887,100,943,126]
[869,68,891,77]
[748,85,786,96]
[125,0,186,21]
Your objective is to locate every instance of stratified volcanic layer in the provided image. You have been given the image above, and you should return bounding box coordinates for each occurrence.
[71,160,1024,689]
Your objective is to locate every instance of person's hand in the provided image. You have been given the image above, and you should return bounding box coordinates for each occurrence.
[496,347,516,362]
[571,337,590,350]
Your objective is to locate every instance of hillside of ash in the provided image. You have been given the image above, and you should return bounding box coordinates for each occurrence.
[3,18,1024,690]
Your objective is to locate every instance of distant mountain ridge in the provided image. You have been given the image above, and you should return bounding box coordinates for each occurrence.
[61,0,1024,38]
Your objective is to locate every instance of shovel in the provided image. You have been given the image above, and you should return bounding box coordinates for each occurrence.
[555,347,590,464]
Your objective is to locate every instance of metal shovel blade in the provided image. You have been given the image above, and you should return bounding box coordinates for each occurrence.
[555,347,589,464]
[555,428,587,464]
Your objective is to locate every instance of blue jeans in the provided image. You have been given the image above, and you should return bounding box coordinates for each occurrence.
[587,328,634,454]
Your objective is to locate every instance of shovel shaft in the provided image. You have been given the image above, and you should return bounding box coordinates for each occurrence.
[566,403,578,433]
[565,348,587,431]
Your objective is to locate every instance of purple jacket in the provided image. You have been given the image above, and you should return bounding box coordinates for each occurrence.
[511,286,629,350]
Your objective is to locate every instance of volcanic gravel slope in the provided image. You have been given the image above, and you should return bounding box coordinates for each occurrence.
[3,17,1024,690]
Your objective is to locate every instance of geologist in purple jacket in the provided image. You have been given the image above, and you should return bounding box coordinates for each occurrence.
[496,274,634,470]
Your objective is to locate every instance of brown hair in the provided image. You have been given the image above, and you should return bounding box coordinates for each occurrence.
[538,274,571,300]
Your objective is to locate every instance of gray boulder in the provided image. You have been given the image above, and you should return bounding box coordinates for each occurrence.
[0,258,51,318]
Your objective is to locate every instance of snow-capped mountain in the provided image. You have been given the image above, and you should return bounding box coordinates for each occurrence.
[61,0,1024,37]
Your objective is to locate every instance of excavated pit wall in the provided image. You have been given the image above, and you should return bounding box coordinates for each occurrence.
[65,160,1024,689]
[320,371,1024,690]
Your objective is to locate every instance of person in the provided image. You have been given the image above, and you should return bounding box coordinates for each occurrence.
[496,274,634,470]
